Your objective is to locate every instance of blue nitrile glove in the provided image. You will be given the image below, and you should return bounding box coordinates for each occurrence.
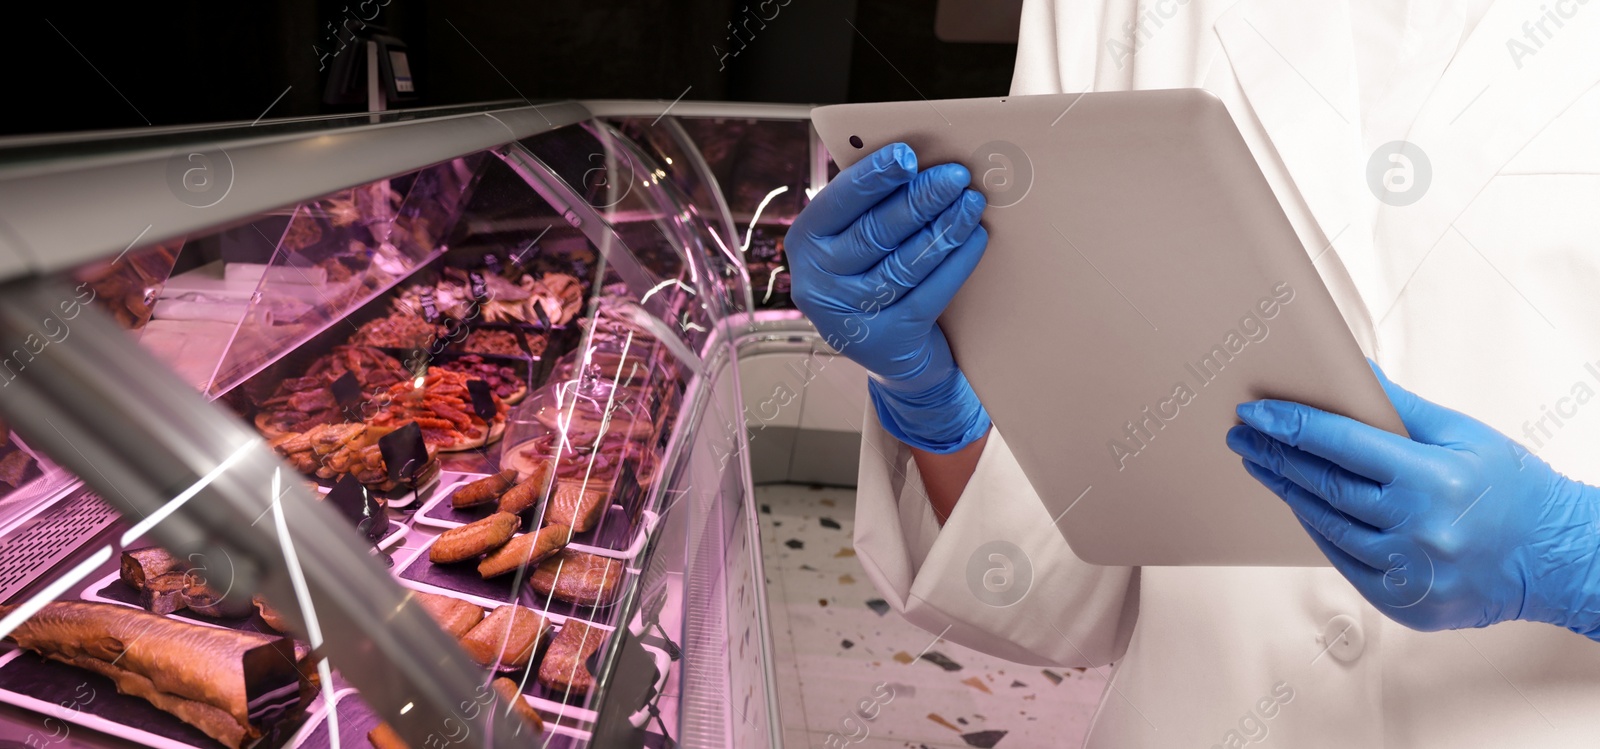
[1227,361,1600,640]
[787,143,992,453]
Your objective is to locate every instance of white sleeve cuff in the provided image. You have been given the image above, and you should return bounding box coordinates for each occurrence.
[854,405,1140,667]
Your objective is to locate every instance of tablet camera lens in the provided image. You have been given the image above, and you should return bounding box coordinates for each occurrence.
[849,135,864,149]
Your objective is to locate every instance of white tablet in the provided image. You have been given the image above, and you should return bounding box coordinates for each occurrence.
[812,90,1406,566]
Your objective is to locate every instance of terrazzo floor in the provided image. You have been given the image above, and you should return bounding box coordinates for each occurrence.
[756,483,1107,749]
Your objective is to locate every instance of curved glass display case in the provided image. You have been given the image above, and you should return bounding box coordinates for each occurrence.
[0,101,792,749]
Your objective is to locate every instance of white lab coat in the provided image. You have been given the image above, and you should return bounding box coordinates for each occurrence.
[853,1,1600,747]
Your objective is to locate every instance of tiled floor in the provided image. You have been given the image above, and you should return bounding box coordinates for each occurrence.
[757,484,1106,749]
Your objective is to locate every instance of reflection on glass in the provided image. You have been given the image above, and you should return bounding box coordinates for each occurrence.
[677,119,811,309]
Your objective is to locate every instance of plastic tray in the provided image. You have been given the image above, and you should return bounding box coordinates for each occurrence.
[415,474,658,560]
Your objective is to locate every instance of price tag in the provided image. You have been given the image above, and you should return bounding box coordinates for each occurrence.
[468,271,490,303]
[466,379,497,422]
[326,474,386,543]
[330,372,363,418]
[419,288,440,324]
[532,300,552,330]
[483,254,502,275]
[379,421,428,485]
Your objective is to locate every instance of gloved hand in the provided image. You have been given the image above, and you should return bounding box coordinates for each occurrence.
[787,143,992,453]
[1227,361,1600,639]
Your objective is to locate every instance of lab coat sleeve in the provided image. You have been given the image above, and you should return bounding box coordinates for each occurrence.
[853,407,1140,668]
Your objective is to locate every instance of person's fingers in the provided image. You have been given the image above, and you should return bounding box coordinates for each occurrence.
[857,189,986,303]
[1228,425,1404,528]
[1243,459,1392,570]
[1293,515,1394,610]
[899,224,989,321]
[1368,359,1478,447]
[831,164,973,275]
[792,143,917,242]
[1236,399,1432,485]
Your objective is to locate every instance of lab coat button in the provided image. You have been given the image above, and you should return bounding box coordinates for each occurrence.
[1318,614,1364,663]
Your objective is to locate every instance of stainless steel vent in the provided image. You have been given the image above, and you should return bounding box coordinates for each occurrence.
[0,489,118,601]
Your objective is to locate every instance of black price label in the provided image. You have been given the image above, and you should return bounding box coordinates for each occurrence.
[379,421,428,485]
[483,254,502,275]
[532,300,552,330]
[326,474,386,543]
[330,372,363,417]
[469,271,489,303]
[419,288,440,324]
[466,379,497,422]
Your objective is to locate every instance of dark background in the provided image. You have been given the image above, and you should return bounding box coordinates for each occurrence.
[3,0,1017,138]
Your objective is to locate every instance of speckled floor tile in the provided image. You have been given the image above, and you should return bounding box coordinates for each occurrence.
[759,484,1105,749]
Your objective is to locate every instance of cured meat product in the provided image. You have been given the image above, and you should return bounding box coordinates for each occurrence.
[429,512,519,564]
[0,601,306,749]
[545,479,609,533]
[538,620,606,696]
[458,605,550,669]
[437,355,528,404]
[349,308,441,349]
[253,346,409,438]
[459,329,523,357]
[498,461,553,515]
[529,550,622,607]
[120,547,187,592]
[254,595,290,633]
[451,469,517,509]
[477,524,571,579]
[269,422,436,490]
[368,367,508,452]
[408,590,484,638]
[491,676,545,732]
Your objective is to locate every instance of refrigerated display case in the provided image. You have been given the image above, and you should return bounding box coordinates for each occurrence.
[592,101,867,488]
[0,100,847,749]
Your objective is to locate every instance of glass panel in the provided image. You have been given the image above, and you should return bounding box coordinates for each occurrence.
[206,154,487,397]
[677,118,811,309]
[612,117,753,319]
[517,124,712,349]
